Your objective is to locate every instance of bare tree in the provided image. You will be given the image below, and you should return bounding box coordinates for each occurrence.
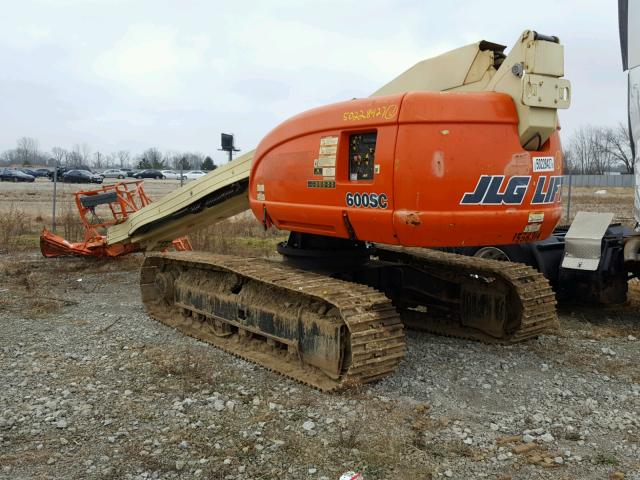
[67,148,84,168]
[105,152,117,168]
[161,150,177,169]
[51,147,67,166]
[562,148,574,173]
[181,152,204,170]
[605,123,634,173]
[0,149,19,166]
[16,137,39,165]
[566,126,590,174]
[169,153,185,170]
[565,125,614,175]
[81,143,92,164]
[592,128,614,175]
[93,151,104,169]
[71,143,92,165]
[117,150,130,169]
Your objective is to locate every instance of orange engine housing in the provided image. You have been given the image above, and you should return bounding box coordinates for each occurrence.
[249,91,563,248]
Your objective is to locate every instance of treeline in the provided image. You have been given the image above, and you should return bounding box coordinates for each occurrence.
[564,123,634,174]
[0,138,218,171]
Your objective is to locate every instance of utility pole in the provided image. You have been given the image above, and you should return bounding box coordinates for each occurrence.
[180,157,185,187]
[51,159,58,232]
[566,172,572,222]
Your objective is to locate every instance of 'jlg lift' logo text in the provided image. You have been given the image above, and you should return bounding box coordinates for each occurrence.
[460,175,562,206]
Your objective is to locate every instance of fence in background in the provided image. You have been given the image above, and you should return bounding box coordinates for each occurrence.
[564,174,634,187]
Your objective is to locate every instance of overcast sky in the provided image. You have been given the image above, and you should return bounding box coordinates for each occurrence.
[0,0,626,162]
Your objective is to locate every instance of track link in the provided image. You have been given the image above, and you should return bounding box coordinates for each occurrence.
[140,251,405,391]
[374,246,559,343]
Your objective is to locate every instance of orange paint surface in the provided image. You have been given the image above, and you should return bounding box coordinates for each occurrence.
[249,92,562,247]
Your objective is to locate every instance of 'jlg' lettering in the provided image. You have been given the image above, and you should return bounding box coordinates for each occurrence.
[460,175,562,206]
[460,176,530,205]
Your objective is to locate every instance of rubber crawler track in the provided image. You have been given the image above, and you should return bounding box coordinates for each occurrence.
[375,246,559,343]
[140,252,405,392]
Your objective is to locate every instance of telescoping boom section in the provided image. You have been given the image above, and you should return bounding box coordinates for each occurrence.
[105,152,253,251]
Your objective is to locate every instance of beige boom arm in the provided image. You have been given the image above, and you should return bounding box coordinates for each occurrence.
[106,151,253,250]
[372,30,571,150]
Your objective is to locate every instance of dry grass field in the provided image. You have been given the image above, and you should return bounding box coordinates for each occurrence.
[560,186,636,226]
[0,178,286,256]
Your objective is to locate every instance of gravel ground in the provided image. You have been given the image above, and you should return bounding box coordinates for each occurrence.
[1,253,639,480]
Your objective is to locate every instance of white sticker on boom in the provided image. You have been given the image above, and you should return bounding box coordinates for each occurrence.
[528,212,544,223]
[319,145,337,155]
[524,223,541,233]
[532,156,555,172]
[316,156,336,167]
[322,167,335,177]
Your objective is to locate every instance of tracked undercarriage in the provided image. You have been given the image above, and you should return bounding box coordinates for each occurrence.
[369,246,559,343]
[141,252,405,391]
[140,241,558,391]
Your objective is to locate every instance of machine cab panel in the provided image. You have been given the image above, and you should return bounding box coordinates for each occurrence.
[249,95,402,245]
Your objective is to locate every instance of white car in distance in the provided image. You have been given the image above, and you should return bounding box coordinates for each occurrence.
[183,170,207,180]
[160,170,185,180]
[100,169,128,179]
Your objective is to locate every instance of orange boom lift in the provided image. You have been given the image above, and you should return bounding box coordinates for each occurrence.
[248,91,563,247]
[45,30,576,389]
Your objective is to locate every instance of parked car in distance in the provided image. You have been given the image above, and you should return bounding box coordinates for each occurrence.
[100,169,128,179]
[62,170,103,184]
[127,169,141,177]
[48,165,93,180]
[183,170,207,180]
[19,168,39,177]
[160,170,185,180]
[0,168,35,182]
[34,168,51,177]
[133,169,163,179]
